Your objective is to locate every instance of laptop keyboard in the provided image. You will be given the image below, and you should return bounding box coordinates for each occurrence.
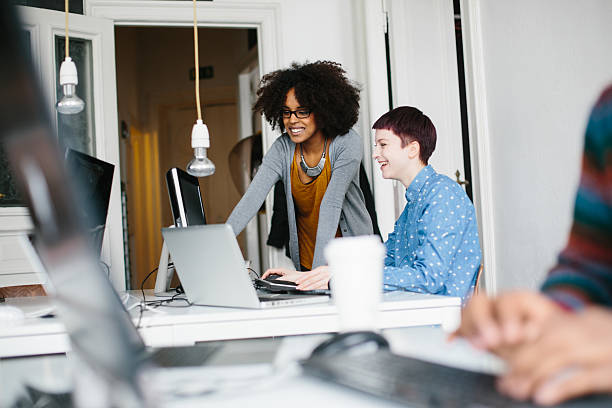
[301,350,612,407]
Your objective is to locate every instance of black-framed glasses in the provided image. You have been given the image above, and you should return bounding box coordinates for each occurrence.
[281,108,312,119]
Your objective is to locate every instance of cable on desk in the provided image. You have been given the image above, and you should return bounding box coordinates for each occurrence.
[135,266,192,328]
[247,267,260,281]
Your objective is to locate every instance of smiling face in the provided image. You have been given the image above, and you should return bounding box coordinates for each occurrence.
[282,88,323,145]
[373,129,422,187]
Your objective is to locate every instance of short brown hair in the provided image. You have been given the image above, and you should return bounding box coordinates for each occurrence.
[372,106,436,164]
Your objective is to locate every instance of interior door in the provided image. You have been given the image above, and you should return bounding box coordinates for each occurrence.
[385,0,465,208]
[17,6,125,290]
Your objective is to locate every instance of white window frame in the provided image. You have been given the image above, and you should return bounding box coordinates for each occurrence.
[0,6,124,289]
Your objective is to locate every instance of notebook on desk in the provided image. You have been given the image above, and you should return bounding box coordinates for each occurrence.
[161,224,329,309]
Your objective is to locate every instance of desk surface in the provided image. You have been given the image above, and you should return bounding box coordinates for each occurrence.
[0,291,461,358]
[0,326,503,408]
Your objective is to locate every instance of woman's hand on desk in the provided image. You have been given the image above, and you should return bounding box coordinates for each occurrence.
[294,266,330,290]
[261,266,331,290]
[262,268,302,282]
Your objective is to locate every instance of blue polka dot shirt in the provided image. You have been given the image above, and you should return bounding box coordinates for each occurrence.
[383,165,482,303]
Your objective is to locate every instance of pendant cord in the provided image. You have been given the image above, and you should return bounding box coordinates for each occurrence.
[193,0,202,121]
[64,0,69,58]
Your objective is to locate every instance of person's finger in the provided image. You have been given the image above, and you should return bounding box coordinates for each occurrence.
[499,292,559,345]
[453,295,501,349]
[534,365,612,406]
[297,272,329,290]
[298,277,328,290]
[511,332,612,400]
[294,270,323,283]
[296,273,329,290]
[294,271,313,284]
[295,269,329,285]
[261,268,286,279]
[497,375,531,401]
[500,326,578,400]
[494,294,530,345]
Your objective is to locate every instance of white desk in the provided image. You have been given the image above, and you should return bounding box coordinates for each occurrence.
[0,291,461,358]
[0,326,503,408]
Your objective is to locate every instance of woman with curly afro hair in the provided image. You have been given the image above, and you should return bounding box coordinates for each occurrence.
[227,60,373,289]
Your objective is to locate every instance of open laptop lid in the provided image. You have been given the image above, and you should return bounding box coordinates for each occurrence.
[0,3,146,392]
[162,224,261,308]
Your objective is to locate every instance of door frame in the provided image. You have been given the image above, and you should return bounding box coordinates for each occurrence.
[87,0,284,270]
[383,0,493,293]
[386,0,465,182]
[458,0,497,294]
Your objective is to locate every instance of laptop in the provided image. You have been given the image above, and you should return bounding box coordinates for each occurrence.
[161,224,329,308]
[0,4,277,404]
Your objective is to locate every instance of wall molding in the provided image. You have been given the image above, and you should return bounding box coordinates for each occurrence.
[460,0,498,294]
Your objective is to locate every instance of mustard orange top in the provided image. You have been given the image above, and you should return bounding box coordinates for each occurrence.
[291,145,340,270]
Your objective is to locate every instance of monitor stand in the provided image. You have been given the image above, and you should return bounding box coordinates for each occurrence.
[154,226,176,296]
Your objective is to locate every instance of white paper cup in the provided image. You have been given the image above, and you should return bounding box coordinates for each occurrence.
[325,235,385,332]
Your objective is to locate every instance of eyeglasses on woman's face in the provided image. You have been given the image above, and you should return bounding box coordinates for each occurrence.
[281,108,312,119]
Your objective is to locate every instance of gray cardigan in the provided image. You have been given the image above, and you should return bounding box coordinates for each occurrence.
[227,129,373,269]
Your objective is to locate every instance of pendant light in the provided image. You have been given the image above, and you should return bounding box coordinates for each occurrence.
[56,0,85,115]
[186,0,215,177]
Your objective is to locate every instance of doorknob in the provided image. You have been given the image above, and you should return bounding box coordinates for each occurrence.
[455,170,469,186]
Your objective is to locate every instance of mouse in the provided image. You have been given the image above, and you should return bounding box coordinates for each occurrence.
[309,331,390,358]
[263,275,296,286]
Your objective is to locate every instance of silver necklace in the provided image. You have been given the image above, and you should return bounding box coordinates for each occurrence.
[299,138,327,178]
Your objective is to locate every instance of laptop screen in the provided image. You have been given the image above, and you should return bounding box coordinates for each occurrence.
[0,2,146,391]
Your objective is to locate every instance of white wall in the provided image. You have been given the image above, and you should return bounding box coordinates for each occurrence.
[274,0,369,153]
[466,0,612,290]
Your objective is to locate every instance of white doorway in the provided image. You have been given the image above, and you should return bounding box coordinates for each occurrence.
[115,25,259,289]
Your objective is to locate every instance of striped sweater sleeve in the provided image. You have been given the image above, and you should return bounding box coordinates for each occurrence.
[541,85,612,310]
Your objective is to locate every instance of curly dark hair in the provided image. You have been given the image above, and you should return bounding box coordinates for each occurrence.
[253,60,360,138]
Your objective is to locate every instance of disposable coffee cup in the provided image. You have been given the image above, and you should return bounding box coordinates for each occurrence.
[325,235,385,331]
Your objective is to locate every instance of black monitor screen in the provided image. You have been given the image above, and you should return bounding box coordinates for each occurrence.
[66,149,114,255]
[166,167,206,227]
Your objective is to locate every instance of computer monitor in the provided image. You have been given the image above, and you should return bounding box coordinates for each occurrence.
[166,167,206,227]
[65,149,114,256]
[155,168,207,294]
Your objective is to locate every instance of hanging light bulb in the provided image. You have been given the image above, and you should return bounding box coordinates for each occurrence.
[187,119,215,176]
[56,57,85,114]
[186,0,215,177]
[56,0,84,115]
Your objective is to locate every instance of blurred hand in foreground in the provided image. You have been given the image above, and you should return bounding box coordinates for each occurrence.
[497,306,612,405]
[452,291,564,352]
